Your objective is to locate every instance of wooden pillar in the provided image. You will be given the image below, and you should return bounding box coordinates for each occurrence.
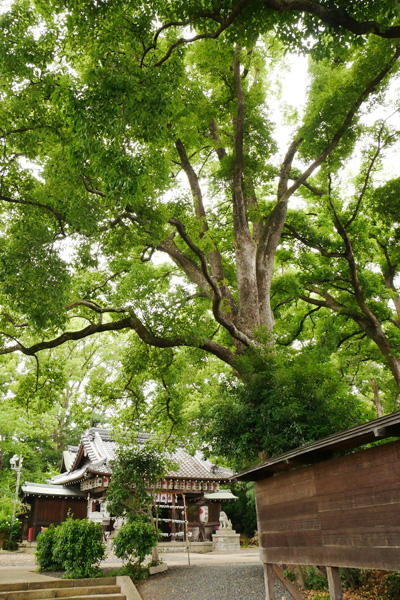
[263,563,276,600]
[327,567,343,600]
[32,498,38,540]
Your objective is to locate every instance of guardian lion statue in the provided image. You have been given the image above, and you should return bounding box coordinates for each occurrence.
[219,511,232,529]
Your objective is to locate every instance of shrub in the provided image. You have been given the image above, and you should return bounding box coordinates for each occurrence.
[305,566,328,591]
[0,516,21,546]
[111,563,150,581]
[36,526,63,571]
[383,572,400,600]
[53,517,105,578]
[113,516,159,566]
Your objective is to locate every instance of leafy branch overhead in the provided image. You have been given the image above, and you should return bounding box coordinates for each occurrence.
[0,0,399,402]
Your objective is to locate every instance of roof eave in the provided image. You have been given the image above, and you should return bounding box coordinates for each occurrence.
[235,411,400,481]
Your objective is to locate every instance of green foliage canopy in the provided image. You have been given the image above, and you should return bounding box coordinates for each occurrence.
[1,0,400,464]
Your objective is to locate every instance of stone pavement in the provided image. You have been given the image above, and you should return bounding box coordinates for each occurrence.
[0,566,56,584]
[0,549,260,584]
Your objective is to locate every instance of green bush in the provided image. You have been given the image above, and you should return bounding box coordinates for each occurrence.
[53,517,105,578]
[111,563,150,581]
[383,572,400,600]
[2,540,18,550]
[113,516,159,566]
[36,518,105,578]
[0,516,21,544]
[305,566,328,591]
[36,526,63,571]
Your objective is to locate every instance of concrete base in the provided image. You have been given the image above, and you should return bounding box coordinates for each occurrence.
[159,541,213,553]
[212,529,241,553]
[149,563,168,575]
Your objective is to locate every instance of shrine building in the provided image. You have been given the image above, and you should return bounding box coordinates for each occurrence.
[20,428,236,543]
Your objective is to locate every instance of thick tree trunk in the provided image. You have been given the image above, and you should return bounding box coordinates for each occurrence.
[370,379,384,418]
[234,227,261,335]
[363,323,400,388]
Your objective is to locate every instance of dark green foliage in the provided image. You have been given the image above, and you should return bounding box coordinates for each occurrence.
[35,525,63,572]
[36,518,105,578]
[107,443,168,567]
[113,516,159,566]
[383,572,400,600]
[107,443,169,519]
[198,346,371,469]
[0,516,21,546]
[305,567,328,591]
[222,484,257,538]
[110,563,150,581]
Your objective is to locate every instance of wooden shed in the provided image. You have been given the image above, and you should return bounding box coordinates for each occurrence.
[236,411,400,600]
[20,482,87,541]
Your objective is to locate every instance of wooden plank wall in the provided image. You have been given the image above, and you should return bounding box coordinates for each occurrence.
[27,497,87,540]
[256,439,400,570]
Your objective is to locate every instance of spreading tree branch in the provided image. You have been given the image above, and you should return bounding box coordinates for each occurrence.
[283,46,400,203]
[0,311,235,365]
[149,1,400,67]
[169,216,251,346]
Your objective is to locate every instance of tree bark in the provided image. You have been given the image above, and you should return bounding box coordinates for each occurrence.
[370,379,384,418]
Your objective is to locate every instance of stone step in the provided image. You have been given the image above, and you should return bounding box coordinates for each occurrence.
[0,578,117,593]
[33,596,125,600]
[0,576,139,600]
[0,585,122,600]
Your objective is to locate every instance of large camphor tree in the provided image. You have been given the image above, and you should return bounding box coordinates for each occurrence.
[1,1,400,448]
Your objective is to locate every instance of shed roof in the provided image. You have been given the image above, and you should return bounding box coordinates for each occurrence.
[22,482,85,498]
[204,489,238,501]
[235,410,400,481]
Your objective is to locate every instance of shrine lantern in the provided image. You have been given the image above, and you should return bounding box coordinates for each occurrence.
[199,506,209,524]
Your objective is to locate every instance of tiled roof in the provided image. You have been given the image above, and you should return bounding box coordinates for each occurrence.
[52,459,112,486]
[51,428,233,486]
[61,449,78,472]
[167,448,232,480]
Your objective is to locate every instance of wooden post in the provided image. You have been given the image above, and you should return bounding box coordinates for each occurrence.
[327,567,343,600]
[182,493,190,566]
[263,563,276,600]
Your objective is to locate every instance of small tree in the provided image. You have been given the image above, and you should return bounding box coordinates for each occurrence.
[107,442,169,570]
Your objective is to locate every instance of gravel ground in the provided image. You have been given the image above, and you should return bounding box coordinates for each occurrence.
[0,551,36,566]
[0,551,295,600]
[137,564,294,600]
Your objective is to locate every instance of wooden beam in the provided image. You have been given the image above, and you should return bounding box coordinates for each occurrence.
[327,566,343,600]
[373,426,387,438]
[263,563,276,600]
[273,564,306,600]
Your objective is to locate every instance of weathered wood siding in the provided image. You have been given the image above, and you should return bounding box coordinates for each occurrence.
[256,439,400,570]
[23,497,87,540]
